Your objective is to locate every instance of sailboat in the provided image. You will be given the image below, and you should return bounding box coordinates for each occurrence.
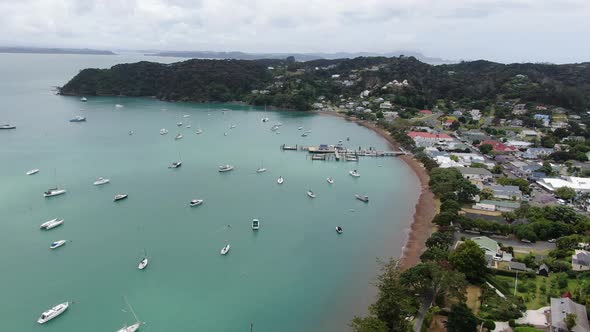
[256,161,267,173]
[44,169,66,198]
[138,249,148,270]
[117,297,143,332]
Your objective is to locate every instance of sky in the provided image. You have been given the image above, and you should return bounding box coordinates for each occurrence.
[0,0,589,64]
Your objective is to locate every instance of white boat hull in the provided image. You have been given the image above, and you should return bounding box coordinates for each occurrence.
[220,244,230,255]
[93,178,110,185]
[37,302,69,324]
[138,258,148,270]
[44,189,66,197]
[44,219,64,230]
[277,177,284,184]
[50,240,66,249]
[190,200,203,207]
[307,191,316,198]
[26,169,39,175]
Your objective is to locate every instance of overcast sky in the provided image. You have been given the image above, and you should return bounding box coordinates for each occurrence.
[0,0,589,63]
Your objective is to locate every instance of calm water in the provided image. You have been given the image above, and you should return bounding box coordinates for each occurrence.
[0,53,420,331]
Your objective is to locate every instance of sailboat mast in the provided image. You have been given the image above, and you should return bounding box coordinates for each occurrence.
[124,296,140,323]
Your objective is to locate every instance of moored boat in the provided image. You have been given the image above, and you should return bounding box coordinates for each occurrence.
[220,244,231,255]
[298,126,303,130]
[277,176,284,184]
[175,133,183,140]
[218,164,234,172]
[252,219,260,230]
[93,177,110,185]
[196,128,203,134]
[355,194,369,202]
[189,199,203,207]
[44,188,66,197]
[40,218,64,229]
[327,177,334,184]
[80,97,87,102]
[256,168,267,173]
[176,122,182,127]
[336,226,343,234]
[114,193,128,201]
[168,161,182,168]
[117,322,141,332]
[307,190,316,198]
[69,115,86,122]
[37,302,69,324]
[349,170,360,177]
[138,257,148,270]
[159,128,168,135]
[50,240,66,249]
[0,124,16,129]
[26,169,40,175]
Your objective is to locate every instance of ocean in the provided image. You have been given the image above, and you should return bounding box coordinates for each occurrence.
[0,53,420,331]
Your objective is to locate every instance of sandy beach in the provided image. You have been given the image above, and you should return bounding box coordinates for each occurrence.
[315,110,437,270]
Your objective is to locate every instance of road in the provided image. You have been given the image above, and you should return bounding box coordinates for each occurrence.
[457,231,556,253]
[414,294,434,332]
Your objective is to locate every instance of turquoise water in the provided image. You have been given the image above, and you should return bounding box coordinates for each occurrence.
[0,53,420,331]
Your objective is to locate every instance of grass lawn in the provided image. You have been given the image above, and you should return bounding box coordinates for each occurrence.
[514,327,544,332]
[490,272,580,309]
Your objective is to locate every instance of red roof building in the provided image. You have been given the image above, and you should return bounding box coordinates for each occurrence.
[408,131,453,141]
[419,109,433,115]
[480,140,518,153]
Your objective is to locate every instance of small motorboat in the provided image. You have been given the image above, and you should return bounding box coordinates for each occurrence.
[0,124,16,129]
[160,128,168,135]
[270,125,280,132]
[37,302,69,324]
[224,132,228,136]
[183,114,191,118]
[44,188,66,197]
[336,226,343,234]
[80,97,87,102]
[176,122,183,127]
[117,322,141,332]
[50,240,66,250]
[220,244,231,255]
[261,117,269,122]
[189,199,203,207]
[355,194,369,203]
[301,132,308,137]
[138,258,148,270]
[40,218,63,229]
[327,177,334,184]
[230,124,236,129]
[186,124,191,128]
[115,104,124,108]
[307,190,316,198]
[169,161,182,168]
[252,219,260,230]
[218,164,234,172]
[175,133,183,140]
[128,130,134,135]
[349,170,360,177]
[93,177,110,185]
[26,169,39,175]
[196,129,203,134]
[298,126,303,130]
[256,168,267,173]
[277,176,284,184]
[114,193,128,201]
[69,115,86,122]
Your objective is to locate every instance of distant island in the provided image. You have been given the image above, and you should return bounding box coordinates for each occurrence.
[60,56,590,113]
[145,50,452,65]
[0,47,115,55]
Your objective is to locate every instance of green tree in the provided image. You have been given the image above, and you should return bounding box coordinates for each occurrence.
[483,320,496,331]
[449,240,487,282]
[441,200,461,214]
[447,303,478,332]
[370,259,415,332]
[556,187,576,201]
[479,143,493,154]
[480,188,495,200]
[565,313,577,331]
[401,262,467,303]
[376,111,384,119]
[491,164,504,174]
[349,316,388,332]
[425,231,454,250]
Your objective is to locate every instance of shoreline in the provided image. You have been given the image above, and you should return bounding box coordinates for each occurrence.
[314,110,437,270]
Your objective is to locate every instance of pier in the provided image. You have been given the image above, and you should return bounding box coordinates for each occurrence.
[281,143,406,162]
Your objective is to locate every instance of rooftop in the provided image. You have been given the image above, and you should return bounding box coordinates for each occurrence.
[479,200,520,209]
[455,167,492,176]
[550,297,590,332]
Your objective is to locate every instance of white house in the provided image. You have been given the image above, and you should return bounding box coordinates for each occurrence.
[537,177,590,193]
[455,167,493,182]
[380,102,393,109]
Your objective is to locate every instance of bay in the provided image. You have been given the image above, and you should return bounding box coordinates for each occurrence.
[0,53,420,331]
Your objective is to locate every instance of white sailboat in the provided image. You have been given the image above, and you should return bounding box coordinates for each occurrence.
[220,243,231,255]
[349,170,360,177]
[138,249,148,270]
[93,177,110,185]
[277,176,284,184]
[326,177,334,184]
[26,169,39,175]
[50,240,67,249]
[117,297,143,332]
[256,161,267,173]
[307,190,316,198]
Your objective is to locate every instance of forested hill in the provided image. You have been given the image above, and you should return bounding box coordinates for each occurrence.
[60,57,590,112]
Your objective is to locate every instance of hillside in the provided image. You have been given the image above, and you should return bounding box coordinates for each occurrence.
[60,57,590,112]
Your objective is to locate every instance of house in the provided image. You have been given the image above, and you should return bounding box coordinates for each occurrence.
[473,199,520,212]
[455,167,493,181]
[522,148,554,159]
[538,264,550,277]
[508,261,529,271]
[419,109,433,115]
[520,129,541,138]
[470,109,482,121]
[550,297,590,332]
[331,74,340,79]
[537,177,590,193]
[485,185,523,200]
[360,90,370,98]
[506,140,533,149]
[470,236,512,261]
[379,102,393,109]
[513,104,527,115]
[571,250,590,271]
[481,140,518,153]
[534,114,551,127]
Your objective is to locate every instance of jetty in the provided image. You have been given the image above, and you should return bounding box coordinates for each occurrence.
[281,143,406,162]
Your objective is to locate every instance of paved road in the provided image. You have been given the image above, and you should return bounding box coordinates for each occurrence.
[414,295,434,332]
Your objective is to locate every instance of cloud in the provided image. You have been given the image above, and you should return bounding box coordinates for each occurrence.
[0,0,589,63]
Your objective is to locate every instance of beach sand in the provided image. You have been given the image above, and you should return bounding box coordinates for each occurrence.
[315,111,437,270]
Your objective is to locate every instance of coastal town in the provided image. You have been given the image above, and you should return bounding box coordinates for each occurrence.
[295,67,590,332]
